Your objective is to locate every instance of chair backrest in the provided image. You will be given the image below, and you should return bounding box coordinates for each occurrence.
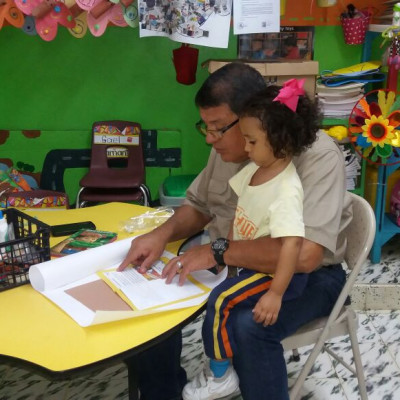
[325,192,376,323]
[343,192,376,277]
[87,120,145,186]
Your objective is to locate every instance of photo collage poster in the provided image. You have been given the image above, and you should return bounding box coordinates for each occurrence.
[238,26,315,61]
[139,0,232,48]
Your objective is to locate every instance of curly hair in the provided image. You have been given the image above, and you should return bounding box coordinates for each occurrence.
[239,86,322,159]
[195,63,267,114]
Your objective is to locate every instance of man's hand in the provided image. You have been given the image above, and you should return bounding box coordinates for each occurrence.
[117,231,166,273]
[162,244,216,286]
[252,290,283,326]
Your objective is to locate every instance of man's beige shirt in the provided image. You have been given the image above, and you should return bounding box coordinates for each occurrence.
[184,131,352,266]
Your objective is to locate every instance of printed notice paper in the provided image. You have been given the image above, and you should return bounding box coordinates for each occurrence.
[29,237,227,327]
[233,0,280,35]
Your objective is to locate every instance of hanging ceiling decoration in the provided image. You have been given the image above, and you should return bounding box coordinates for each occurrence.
[0,0,138,40]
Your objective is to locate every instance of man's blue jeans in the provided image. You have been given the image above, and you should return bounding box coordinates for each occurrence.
[126,331,187,400]
[231,264,346,400]
[133,264,345,400]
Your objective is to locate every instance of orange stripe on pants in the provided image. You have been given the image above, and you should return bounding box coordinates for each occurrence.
[220,280,272,358]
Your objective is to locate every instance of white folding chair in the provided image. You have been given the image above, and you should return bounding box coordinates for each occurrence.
[282,192,375,400]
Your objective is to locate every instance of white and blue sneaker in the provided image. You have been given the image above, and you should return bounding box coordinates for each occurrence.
[182,365,240,400]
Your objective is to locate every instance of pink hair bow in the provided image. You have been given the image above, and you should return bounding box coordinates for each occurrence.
[273,78,306,112]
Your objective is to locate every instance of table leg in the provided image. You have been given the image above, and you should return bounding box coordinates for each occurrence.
[126,359,140,400]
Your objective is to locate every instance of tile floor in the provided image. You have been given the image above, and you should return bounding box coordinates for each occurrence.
[1,236,400,400]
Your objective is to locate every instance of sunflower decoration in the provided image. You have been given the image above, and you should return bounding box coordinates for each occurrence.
[348,89,400,165]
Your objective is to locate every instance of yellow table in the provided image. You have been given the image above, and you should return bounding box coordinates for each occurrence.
[0,203,203,399]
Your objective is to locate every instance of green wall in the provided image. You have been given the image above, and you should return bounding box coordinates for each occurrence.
[0,24,381,203]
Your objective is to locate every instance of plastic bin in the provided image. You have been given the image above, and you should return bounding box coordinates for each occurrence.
[159,185,186,207]
[163,175,197,197]
[0,208,50,291]
[159,174,197,207]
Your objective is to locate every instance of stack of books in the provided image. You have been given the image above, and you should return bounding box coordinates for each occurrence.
[317,82,365,119]
[340,144,362,191]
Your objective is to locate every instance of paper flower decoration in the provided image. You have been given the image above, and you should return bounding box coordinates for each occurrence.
[348,89,400,165]
[0,0,24,30]
[4,0,139,39]
[75,0,133,37]
[14,0,75,41]
[21,15,37,35]
[68,6,88,38]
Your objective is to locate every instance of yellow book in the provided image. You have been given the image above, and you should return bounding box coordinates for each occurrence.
[98,251,212,312]
[330,61,381,76]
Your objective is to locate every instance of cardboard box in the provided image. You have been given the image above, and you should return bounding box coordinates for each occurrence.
[207,60,319,98]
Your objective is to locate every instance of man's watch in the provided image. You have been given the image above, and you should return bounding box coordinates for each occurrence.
[211,238,230,266]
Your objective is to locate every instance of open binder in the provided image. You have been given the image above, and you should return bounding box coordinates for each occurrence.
[29,237,227,327]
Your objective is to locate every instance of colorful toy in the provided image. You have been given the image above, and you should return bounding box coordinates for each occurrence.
[324,125,348,141]
[8,168,31,191]
[348,89,400,165]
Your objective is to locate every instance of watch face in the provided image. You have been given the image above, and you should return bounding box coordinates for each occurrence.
[213,240,225,251]
[212,238,229,266]
[212,238,228,252]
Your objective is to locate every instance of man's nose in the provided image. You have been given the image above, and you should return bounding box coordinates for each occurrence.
[205,132,219,144]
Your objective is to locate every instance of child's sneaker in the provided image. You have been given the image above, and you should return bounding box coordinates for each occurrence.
[182,365,240,400]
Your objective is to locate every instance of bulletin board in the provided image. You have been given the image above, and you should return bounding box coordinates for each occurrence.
[280,0,386,26]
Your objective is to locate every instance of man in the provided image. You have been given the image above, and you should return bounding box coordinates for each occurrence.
[119,62,351,400]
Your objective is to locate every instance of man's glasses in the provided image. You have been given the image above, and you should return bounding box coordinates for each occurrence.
[195,118,239,139]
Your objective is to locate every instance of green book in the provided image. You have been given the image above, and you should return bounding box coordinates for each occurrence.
[50,229,117,258]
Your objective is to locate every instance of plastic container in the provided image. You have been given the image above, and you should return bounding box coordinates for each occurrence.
[159,185,186,207]
[159,174,197,207]
[340,10,371,45]
[0,208,50,291]
[163,174,197,197]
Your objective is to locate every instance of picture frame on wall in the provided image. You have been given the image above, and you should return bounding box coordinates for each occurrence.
[237,26,315,61]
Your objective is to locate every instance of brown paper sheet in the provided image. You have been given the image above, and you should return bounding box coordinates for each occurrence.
[65,279,132,311]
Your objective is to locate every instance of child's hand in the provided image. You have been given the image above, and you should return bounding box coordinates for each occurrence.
[252,291,283,326]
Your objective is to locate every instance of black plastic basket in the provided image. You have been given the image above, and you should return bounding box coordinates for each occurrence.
[0,208,50,291]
